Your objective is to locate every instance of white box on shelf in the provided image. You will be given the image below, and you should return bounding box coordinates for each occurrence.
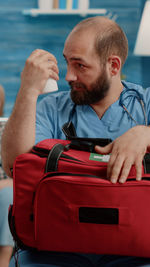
[38,0,53,10]
[78,0,89,11]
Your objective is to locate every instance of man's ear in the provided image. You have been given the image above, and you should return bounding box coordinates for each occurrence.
[108,56,121,76]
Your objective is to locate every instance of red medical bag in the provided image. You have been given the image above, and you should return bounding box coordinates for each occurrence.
[9,138,150,257]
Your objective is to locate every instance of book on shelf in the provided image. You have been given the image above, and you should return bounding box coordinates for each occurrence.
[67,0,73,10]
[72,0,78,9]
[59,0,66,8]
[59,0,79,9]
[53,0,59,8]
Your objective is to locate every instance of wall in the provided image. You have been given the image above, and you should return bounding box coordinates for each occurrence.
[0,0,147,116]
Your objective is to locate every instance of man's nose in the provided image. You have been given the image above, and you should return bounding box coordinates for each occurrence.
[65,68,77,82]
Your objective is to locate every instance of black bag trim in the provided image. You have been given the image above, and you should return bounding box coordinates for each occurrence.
[143,153,150,174]
[8,205,33,250]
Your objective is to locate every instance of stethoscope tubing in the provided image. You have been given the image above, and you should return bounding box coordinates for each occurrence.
[120,83,147,126]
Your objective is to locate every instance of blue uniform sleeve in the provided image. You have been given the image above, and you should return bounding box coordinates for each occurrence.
[35,91,74,144]
[35,95,57,144]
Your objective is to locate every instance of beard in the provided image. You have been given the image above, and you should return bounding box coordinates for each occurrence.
[69,68,110,105]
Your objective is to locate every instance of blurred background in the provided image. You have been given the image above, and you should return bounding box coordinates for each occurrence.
[0,0,149,117]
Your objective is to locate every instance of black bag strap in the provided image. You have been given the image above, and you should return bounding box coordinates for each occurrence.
[45,140,95,173]
[62,121,112,146]
[62,121,77,139]
[45,143,65,173]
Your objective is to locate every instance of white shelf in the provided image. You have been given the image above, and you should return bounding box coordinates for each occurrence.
[0,117,8,122]
[22,8,107,16]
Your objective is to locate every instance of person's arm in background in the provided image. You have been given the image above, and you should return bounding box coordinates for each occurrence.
[95,125,150,184]
[1,49,59,177]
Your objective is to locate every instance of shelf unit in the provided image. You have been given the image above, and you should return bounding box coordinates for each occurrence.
[22,8,107,16]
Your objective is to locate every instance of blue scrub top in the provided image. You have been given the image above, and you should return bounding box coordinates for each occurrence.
[35,81,150,144]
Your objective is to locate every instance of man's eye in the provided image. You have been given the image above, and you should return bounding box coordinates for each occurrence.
[78,63,84,69]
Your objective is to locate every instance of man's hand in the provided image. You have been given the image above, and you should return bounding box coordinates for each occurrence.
[20,49,59,96]
[95,126,150,183]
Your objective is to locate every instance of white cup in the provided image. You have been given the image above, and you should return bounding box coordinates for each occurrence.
[43,78,58,94]
[38,0,53,10]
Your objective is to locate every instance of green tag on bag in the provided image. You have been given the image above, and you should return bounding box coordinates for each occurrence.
[89,153,110,162]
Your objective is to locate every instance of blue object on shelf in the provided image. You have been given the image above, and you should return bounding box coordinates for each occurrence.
[73,0,78,9]
[59,0,66,9]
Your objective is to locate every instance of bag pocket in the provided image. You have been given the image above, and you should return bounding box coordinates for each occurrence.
[33,172,150,256]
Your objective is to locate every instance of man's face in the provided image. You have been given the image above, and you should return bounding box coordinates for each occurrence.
[63,29,110,105]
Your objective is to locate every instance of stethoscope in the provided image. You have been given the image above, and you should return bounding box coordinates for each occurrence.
[119,82,147,126]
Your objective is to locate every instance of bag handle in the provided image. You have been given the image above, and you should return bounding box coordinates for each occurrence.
[45,140,93,173]
[45,121,112,172]
[45,143,65,173]
[45,137,112,173]
[45,140,95,173]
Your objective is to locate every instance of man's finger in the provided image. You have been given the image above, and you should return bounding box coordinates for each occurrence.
[108,155,124,183]
[95,142,113,155]
[118,160,132,183]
